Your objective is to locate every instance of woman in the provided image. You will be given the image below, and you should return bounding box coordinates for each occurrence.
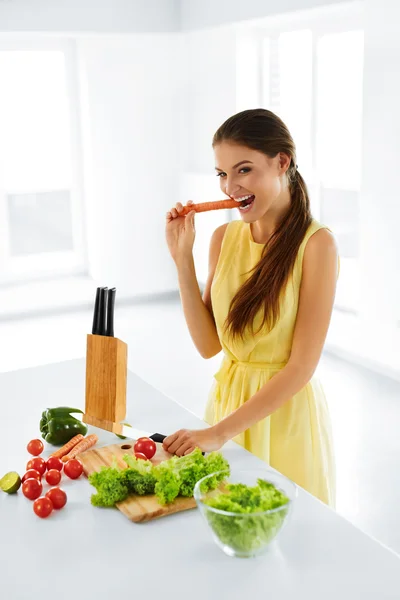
[163,108,339,506]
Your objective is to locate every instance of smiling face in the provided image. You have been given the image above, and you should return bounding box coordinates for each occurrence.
[214,141,291,222]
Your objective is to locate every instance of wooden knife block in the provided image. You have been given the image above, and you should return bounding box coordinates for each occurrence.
[83,334,128,434]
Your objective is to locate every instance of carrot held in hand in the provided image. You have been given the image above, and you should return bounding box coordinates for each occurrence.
[50,434,85,459]
[179,199,239,216]
[62,434,98,462]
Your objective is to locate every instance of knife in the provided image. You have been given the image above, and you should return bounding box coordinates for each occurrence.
[73,415,167,443]
[91,287,101,335]
[73,416,205,453]
[111,426,205,454]
[97,287,108,335]
[105,287,116,337]
[114,424,168,444]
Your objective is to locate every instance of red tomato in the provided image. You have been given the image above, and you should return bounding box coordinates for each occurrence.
[22,478,43,501]
[22,469,42,483]
[45,487,67,510]
[27,439,44,456]
[26,457,46,476]
[33,497,53,518]
[134,452,149,461]
[46,457,63,472]
[45,469,61,486]
[63,459,83,480]
[134,437,156,460]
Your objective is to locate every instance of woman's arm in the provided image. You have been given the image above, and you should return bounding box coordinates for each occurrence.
[177,223,228,359]
[163,228,339,455]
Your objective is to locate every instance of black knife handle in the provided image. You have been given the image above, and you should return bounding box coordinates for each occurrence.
[97,287,108,336]
[106,287,116,337]
[149,433,205,455]
[91,287,101,335]
[149,433,167,444]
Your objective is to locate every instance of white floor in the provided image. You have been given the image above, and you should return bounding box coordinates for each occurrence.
[1,295,399,555]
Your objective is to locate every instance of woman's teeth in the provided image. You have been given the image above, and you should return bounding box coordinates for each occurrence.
[235,194,253,202]
[238,195,255,212]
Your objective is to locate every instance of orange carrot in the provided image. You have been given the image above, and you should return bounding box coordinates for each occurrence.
[179,199,239,216]
[61,434,98,462]
[50,434,84,459]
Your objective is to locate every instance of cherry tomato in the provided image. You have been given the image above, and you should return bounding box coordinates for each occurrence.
[134,437,156,460]
[45,469,61,486]
[26,457,46,476]
[134,452,149,461]
[45,487,67,510]
[63,459,83,480]
[27,439,44,456]
[33,497,53,518]
[22,478,43,501]
[46,457,63,472]
[22,469,42,483]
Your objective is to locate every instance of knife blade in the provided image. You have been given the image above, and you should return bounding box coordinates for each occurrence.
[116,425,168,444]
[91,287,101,335]
[105,287,116,337]
[118,426,168,444]
[97,286,108,335]
[73,414,166,443]
[114,423,164,441]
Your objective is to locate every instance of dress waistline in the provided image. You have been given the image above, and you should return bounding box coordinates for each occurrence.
[214,356,288,384]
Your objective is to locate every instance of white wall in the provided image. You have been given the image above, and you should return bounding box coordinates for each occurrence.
[178,27,239,283]
[0,0,353,34]
[0,0,179,33]
[78,35,182,296]
[180,0,353,30]
[359,0,400,328]
[180,27,238,173]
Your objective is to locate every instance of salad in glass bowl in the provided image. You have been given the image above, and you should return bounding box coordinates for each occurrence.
[194,467,298,558]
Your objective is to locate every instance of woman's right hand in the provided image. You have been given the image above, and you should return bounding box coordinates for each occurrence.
[165,201,196,264]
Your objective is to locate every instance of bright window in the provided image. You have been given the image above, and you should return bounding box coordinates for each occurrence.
[0,43,86,283]
[316,31,364,312]
[261,24,364,313]
[278,30,313,182]
[316,31,364,191]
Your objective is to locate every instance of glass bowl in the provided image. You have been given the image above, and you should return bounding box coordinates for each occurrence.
[193,467,298,558]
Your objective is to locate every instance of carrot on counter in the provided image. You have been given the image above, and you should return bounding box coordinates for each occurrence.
[50,434,85,459]
[179,199,239,216]
[61,434,98,462]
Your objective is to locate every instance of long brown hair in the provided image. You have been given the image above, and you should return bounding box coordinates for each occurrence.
[212,108,312,341]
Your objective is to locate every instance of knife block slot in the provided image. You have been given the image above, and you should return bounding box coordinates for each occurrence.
[83,333,128,433]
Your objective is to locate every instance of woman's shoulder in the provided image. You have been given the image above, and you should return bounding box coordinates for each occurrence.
[302,218,337,248]
[296,218,339,278]
[210,219,237,248]
[211,219,242,246]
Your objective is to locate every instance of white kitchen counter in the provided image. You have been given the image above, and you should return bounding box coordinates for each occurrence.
[1,359,400,600]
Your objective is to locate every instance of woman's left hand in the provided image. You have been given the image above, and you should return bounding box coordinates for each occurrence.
[162,426,225,456]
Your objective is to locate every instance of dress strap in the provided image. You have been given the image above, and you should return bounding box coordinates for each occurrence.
[213,220,243,285]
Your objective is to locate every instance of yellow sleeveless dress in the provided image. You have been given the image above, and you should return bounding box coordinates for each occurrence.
[204,218,337,507]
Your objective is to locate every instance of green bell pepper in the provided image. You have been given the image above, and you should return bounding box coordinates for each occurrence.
[40,407,88,446]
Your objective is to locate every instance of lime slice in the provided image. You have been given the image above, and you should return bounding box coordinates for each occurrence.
[116,422,132,440]
[0,471,21,494]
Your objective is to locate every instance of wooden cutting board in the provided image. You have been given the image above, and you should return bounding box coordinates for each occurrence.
[78,440,196,523]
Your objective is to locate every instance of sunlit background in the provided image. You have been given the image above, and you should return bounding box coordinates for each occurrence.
[0,0,399,553]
